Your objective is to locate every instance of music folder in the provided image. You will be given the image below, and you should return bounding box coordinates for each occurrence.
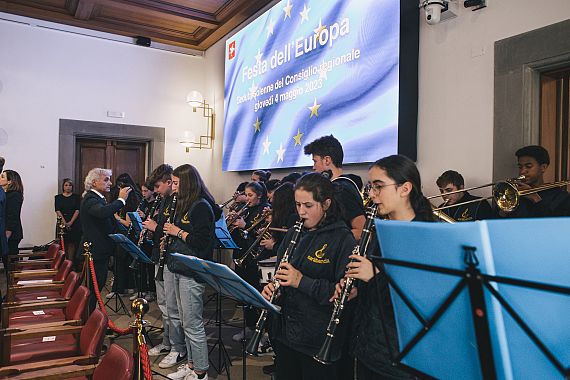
[127,211,143,236]
[372,218,570,380]
[109,233,153,264]
[214,213,239,250]
[168,253,279,313]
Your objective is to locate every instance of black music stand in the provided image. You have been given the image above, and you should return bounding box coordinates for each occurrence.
[371,219,570,380]
[205,217,241,326]
[169,253,279,380]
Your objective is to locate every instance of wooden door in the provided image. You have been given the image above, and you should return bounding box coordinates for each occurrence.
[540,67,570,186]
[75,138,147,195]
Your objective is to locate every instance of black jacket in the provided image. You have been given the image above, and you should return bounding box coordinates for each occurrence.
[439,191,494,221]
[350,214,433,378]
[502,187,570,218]
[271,220,355,361]
[79,190,124,260]
[167,198,216,260]
[5,191,23,242]
[166,198,216,282]
[150,194,175,262]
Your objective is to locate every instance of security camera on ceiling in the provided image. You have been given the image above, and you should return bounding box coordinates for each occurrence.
[420,0,449,25]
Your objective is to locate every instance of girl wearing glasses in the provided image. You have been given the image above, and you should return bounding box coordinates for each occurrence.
[333,155,433,380]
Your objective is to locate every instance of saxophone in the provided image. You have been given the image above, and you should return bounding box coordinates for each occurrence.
[314,204,379,364]
[245,219,304,356]
[155,194,177,282]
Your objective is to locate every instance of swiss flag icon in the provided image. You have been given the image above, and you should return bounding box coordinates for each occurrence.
[228,41,236,60]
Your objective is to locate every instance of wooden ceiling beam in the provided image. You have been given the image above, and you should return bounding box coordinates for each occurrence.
[73,0,97,20]
[107,0,220,29]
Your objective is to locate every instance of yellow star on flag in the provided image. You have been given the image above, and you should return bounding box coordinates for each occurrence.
[283,0,293,20]
[308,99,321,119]
[314,19,326,39]
[293,129,304,146]
[253,117,262,132]
[300,4,310,23]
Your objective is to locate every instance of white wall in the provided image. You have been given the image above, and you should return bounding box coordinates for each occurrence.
[416,0,570,192]
[1,0,570,244]
[0,18,213,244]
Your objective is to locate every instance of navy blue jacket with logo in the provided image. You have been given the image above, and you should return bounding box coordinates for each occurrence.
[270,219,356,361]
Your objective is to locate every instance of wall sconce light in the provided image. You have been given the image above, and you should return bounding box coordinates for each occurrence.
[179,90,215,150]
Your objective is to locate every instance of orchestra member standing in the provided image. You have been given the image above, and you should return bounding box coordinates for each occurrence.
[262,173,355,380]
[162,164,221,380]
[143,164,186,369]
[333,155,434,380]
[304,135,365,239]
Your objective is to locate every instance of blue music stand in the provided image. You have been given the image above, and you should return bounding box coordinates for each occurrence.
[169,253,279,380]
[127,212,143,237]
[109,234,152,264]
[215,213,239,249]
[371,219,570,380]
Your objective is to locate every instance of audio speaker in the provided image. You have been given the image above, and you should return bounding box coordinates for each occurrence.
[135,36,151,47]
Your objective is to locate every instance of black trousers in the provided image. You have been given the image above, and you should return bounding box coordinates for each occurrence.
[274,340,339,380]
[235,261,260,328]
[89,258,109,313]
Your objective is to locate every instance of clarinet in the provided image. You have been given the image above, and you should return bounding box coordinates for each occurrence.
[155,194,177,282]
[313,204,379,364]
[246,219,304,356]
[137,195,162,248]
[127,197,147,240]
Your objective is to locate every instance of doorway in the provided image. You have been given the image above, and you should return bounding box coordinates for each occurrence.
[540,67,570,185]
[75,138,147,195]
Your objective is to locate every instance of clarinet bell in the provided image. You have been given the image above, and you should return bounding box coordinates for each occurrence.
[128,258,139,270]
[313,334,334,365]
[245,328,263,356]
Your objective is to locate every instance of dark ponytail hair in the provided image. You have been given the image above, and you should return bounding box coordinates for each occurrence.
[294,172,341,226]
[371,155,433,220]
[252,169,271,182]
[246,181,268,204]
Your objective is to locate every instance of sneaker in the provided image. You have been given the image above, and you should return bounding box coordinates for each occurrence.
[130,292,144,301]
[185,372,208,380]
[167,364,194,380]
[258,338,273,356]
[232,327,252,342]
[105,292,116,299]
[159,351,187,369]
[144,293,156,302]
[148,343,170,357]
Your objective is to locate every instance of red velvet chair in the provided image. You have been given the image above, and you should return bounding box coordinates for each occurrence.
[6,271,81,304]
[0,308,108,367]
[9,254,69,285]
[0,344,133,380]
[2,285,89,328]
[9,243,60,261]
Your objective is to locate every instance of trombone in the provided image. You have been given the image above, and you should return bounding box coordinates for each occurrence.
[493,179,570,212]
[430,175,570,213]
[429,176,525,213]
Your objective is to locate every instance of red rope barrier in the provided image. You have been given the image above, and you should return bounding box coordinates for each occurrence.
[88,257,131,335]
[139,340,153,380]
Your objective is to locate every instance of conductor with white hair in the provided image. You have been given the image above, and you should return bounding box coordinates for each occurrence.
[80,168,132,313]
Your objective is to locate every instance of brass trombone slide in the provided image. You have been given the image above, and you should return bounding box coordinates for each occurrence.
[429,176,526,212]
